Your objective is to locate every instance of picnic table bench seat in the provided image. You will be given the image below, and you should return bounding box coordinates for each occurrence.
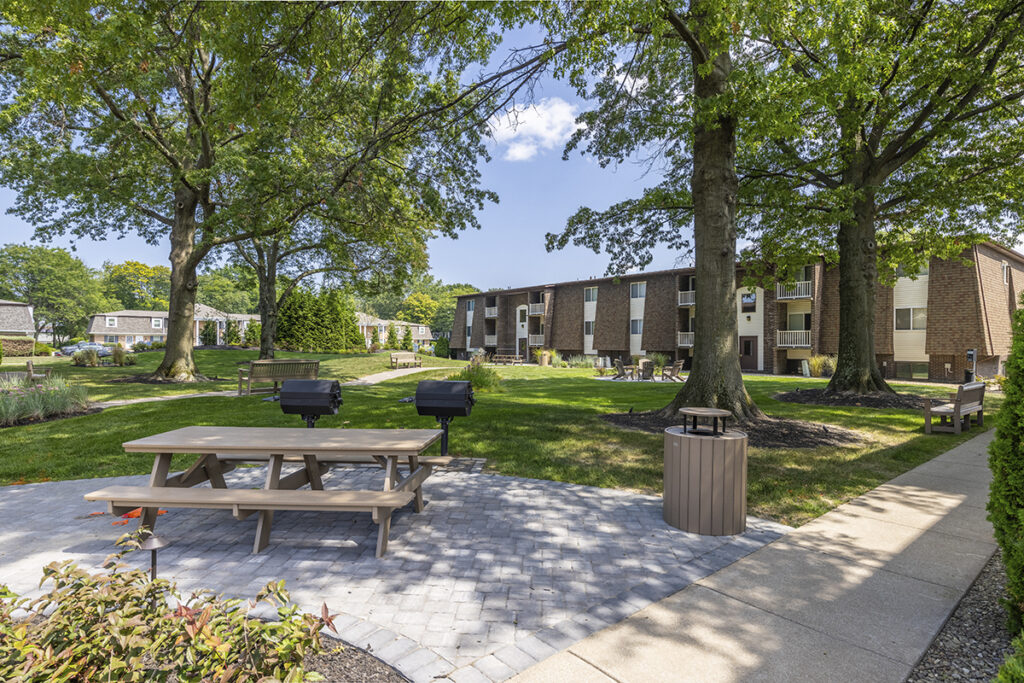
[924,381,985,434]
[85,485,414,557]
[389,352,422,369]
[238,359,319,396]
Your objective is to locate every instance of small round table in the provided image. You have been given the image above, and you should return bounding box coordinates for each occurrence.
[679,407,732,435]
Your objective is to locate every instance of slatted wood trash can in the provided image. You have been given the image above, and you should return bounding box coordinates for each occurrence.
[663,426,748,535]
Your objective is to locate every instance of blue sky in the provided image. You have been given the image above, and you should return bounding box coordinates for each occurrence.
[0,44,692,292]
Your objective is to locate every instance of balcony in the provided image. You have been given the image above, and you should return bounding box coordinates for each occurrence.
[677,331,694,347]
[528,303,545,316]
[528,334,544,346]
[777,330,812,347]
[484,334,497,346]
[677,290,695,306]
[776,281,813,299]
[484,306,498,318]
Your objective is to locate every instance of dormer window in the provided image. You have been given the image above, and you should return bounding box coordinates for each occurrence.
[106,317,117,327]
[152,318,162,329]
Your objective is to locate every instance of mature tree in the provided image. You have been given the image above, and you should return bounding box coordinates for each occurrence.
[0,244,110,345]
[371,326,381,347]
[102,261,171,311]
[740,0,1024,393]
[223,319,241,346]
[401,326,414,351]
[0,3,521,379]
[197,265,258,314]
[398,292,440,326]
[361,275,477,335]
[543,1,762,419]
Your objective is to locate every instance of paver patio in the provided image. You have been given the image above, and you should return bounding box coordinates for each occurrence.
[0,462,788,682]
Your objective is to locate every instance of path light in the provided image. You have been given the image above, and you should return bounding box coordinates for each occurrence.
[139,535,169,581]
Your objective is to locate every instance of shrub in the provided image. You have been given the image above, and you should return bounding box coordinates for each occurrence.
[244,321,261,347]
[807,354,835,377]
[999,632,1024,681]
[595,366,608,376]
[199,320,219,346]
[386,322,398,349]
[991,307,1024,633]
[549,349,563,367]
[567,355,595,368]
[0,375,90,426]
[434,337,449,358]
[71,349,99,367]
[33,342,56,355]
[0,534,333,681]
[450,362,502,391]
[532,348,545,364]
[124,353,137,366]
[647,352,670,373]
[0,336,34,357]
[131,341,150,352]
[401,326,413,351]
[111,345,126,366]
[68,337,85,344]
[150,340,166,350]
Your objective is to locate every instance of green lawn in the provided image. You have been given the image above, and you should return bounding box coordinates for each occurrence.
[1,349,464,402]
[0,365,995,527]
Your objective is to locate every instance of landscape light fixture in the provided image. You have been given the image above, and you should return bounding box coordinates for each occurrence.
[139,534,169,581]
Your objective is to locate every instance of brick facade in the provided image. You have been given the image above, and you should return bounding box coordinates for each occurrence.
[593,280,630,353]
[925,250,986,356]
[451,300,467,349]
[641,273,679,355]
[469,295,486,349]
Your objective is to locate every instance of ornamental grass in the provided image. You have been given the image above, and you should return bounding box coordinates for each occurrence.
[0,376,89,427]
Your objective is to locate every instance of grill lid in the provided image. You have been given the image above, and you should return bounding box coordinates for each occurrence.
[415,380,475,417]
[280,379,342,416]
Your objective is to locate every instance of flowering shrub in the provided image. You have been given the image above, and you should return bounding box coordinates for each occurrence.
[0,376,89,426]
[0,534,334,681]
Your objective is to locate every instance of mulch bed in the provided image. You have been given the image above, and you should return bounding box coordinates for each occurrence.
[106,374,221,384]
[602,411,863,449]
[774,388,927,410]
[0,407,103,429]
[304,635,408,682]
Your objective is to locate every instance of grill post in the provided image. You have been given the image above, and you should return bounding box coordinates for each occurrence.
[437,416,452,457]
[303,415,319,429]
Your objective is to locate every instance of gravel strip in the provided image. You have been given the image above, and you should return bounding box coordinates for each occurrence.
[304,635,408,682]
[906,550,1014,682]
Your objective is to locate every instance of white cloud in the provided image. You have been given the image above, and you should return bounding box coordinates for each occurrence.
[489,97,582,162]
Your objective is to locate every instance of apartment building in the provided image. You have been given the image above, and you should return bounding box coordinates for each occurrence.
[355,312,433,349]
[87,303,258,347]
[450,241,1024,381]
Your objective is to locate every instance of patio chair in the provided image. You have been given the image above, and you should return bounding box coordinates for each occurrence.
[638,359,655,381]
[662,360,685,382]
[25,361,51,382]
[613,358,633,380]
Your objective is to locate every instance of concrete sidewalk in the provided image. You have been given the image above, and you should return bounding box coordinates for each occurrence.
[513,430,997,683]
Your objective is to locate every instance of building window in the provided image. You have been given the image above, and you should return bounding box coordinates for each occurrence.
[741,292,756,313]
[467,300,475,312]
[584,321,595,336]
[895,361,929,379]
[895,307,926,330]
[1003,261,1010,285]
[125,336,134,344]
[152,335,163,342]
[584,286,598,302]
[466,325,472,338]
[787,313,811,331]
[419,326,426,335]
[630,282,646,299]
[105,335,117,343]
[519,309,526,323]
[152,318,162,329]
[630,319,643,335]
[106,317,117,327]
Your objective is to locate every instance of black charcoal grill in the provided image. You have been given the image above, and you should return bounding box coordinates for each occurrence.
[280,379,342,428]
[415,380,475,456]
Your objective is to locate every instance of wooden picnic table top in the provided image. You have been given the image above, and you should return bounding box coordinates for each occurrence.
[123,426,442,456]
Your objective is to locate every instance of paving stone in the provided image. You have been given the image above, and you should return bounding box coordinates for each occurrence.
[473,654,517,681]
[0,466,787,676]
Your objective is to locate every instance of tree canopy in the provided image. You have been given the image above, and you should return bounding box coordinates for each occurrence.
[102,261,170,311]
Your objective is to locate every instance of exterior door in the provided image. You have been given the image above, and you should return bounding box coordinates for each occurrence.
[739,336,758,371]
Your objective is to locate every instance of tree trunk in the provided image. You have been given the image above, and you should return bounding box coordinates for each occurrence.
[258,279,278,360]
[825,188,893,393]
[660,48,762,421]
[154,188,201,381]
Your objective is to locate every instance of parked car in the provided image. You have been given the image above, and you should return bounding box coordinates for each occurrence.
[60,341,90,356]
[61,341,111,357]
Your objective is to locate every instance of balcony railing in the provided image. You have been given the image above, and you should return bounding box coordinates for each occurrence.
[528,334,544,346]
[677,331,694,347]
[677,290,695,306]
[484,306,498,318]
[528,303,545,316]
[777,330,812,347]
[484,334,497,346]
[776,281,813,299]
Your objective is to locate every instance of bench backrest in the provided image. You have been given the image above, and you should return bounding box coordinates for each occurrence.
[956,381,986,408]
[248,359,319,380]
[392,352,416,361]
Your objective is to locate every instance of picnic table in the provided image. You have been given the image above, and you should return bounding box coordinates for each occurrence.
[84,426,445,557]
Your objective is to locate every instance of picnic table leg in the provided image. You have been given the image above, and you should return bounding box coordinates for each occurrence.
[409,455,424,512]
[374,507,392,557]
[384,456,399,491]
[303,454,324,490]
[254,454,283,553]
[141,453,172,532]
[204,454,228,488]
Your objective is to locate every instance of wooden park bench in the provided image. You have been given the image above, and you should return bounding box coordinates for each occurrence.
[25,361,52,381]
[491,354,523,365]
[390,352,422,369]
[924,381,986,434]
[237,358,319,396]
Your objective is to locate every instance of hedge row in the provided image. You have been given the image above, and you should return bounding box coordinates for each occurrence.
[0,336,34,357]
